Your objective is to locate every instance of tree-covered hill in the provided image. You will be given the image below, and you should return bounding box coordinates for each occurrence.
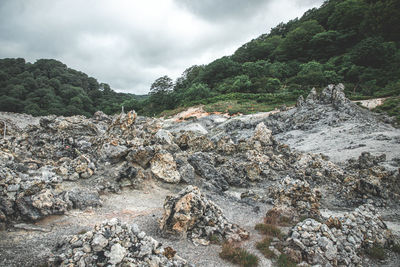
[131,0,399,116]
[0,58,138,116]
[1,0,399,119]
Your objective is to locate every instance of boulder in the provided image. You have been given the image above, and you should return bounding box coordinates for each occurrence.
[159,186,249,244]
[150,152,181,183]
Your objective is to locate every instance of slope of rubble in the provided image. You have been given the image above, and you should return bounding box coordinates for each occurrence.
[0,84,399,266]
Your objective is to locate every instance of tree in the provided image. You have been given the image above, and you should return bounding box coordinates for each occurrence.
[150,75,173,95]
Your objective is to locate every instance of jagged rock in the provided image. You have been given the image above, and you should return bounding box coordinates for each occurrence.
[49,219,188,266]
[286,204,394,266]
[159,186,249,244]
[296,95,304,108]
[150,152,181,183]
[155,129,173,145]
[249,122,273,146]
[126,146,154,168]
[268,176,321,221]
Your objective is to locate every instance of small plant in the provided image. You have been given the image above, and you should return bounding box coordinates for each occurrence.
[219,242,259,267]
[255,223,281,238]
[209,234,221,244]
[391,243,400,254]
[366,245,386,260]
[256,237,275,259]
[276,253,297,267]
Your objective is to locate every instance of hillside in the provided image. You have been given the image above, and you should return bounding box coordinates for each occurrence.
[0,58,136,116]
[0,0,399,121]
[132,0,399,120]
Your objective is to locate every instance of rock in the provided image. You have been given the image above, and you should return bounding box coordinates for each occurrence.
[150,152,181,183]
[296,95,305,108]
[50,219,188,266]
[127,146,154,168]
[155,129,173,145]
[106,243,127,265]
[91,234,108,252]
[159,186,249,243]
[250,122,273,146]
[286,204,394,266]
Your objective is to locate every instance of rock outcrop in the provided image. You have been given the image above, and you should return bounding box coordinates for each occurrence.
[49,218,189,266]
[285,204,394,266]
[159,186,249,245]
[267,176,322,222]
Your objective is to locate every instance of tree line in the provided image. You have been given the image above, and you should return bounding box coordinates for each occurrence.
[129,0,400,116]
[0,0,399,117]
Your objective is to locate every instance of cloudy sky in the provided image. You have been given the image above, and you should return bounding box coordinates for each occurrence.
[0,0,323,94]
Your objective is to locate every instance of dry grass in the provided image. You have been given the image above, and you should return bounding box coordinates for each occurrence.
[254,223,282,238]
[276,254,297,267]
[255,237,275,259]
[219,242,259,267]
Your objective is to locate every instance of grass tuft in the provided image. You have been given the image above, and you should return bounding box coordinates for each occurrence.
[255,223,282,238]
[276,253,297,267]
[255,237,275,259]
[219,242,259,267]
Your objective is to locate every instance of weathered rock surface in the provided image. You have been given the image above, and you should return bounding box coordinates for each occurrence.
[285,204,394,266]
[1,84,399,266]
[49,218,189,266]
[159,186,249,245]
[268,176,322,221]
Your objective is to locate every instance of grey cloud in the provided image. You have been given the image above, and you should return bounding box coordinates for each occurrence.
[174,0,269,21]
[0,0,324,94]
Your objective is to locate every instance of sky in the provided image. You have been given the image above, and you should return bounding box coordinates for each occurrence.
[0,0,324,94]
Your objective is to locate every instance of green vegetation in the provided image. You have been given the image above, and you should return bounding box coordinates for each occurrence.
[0,58,140,116]
[366,245,386,260]
[255,223,282,238]
[373,96,400,124]
[255,237,275,259]
[276,254,297,267]
[1,0,399,118]
[219,242,259,267]
[139,0,400,116]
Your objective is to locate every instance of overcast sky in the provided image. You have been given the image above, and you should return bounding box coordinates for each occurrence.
[0,0,323,94]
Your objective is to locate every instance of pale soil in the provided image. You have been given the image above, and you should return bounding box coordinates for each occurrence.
[353,98,388,110]
[0,182,272,267]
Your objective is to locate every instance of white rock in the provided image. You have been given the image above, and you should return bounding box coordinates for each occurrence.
[106,243,127,265]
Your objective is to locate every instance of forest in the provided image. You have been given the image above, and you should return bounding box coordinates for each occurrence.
[0,58,135,116]
[0,0,399,119]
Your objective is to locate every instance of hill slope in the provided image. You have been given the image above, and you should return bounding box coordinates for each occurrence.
[0,58,136,116]
[135,0,399,119]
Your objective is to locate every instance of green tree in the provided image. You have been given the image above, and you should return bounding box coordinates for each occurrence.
[150,75,173,95]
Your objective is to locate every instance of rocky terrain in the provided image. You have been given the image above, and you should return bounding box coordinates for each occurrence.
[0,84,399,266]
